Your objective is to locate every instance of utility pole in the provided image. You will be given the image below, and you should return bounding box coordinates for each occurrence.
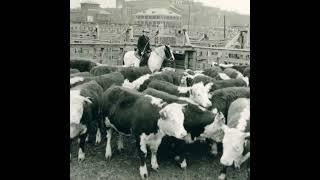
[224,15,226,39]
[188,0,191,33]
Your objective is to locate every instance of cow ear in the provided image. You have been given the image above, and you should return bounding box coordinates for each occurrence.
[181,104,188,113]
[84,97,92,104]
[189,88,193,95]
[159,110,168,120]
[243,132,250,139]
[211,108,218,114]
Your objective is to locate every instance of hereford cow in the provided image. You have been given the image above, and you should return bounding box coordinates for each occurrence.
[122,70,188,92]
[70,60,98,72]
[70,68,80,74]
[70,72,124,91]
[210,87,250,122]
[147,80,212,108]
[90,65,151,82]
[223,68,244,79]
[70,72,91,78]
[214,98,250,180]
[142,87,226,168]
[101,86,188,179]
[70,80,103,161]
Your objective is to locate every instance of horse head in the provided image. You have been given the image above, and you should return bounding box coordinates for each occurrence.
[164,45,175,62]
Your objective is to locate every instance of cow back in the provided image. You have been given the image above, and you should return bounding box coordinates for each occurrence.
[90,65,121,76]
[210,87,250,121]
[70,60,97,72]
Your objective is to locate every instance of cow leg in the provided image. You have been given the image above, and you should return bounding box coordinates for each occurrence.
[95,128,101,145]
[217,142,223,154]
[70,139,73,161]
[209,141,218,156]
[148,136,163,171]
[218,165,227,180]
[78,133,87,162]
[117,134,124,152]
[173,139,187,169]
[105,128,112,160]
[136,135,148,179]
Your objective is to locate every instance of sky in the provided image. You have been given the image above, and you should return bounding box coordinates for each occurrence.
[70,0,250,15]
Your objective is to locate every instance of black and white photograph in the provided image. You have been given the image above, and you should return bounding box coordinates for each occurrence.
[70,0,250,179]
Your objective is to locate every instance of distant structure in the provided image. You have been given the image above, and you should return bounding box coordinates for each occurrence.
[134,8,182,29]
[70,0,111,23]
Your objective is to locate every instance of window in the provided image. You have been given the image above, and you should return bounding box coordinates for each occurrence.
[87,16,94,22]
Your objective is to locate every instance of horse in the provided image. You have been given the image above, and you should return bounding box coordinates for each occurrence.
[123,45,175,73]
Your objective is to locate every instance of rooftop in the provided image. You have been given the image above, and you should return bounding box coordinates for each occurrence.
[87,9,111,14]
[81,0,99,5]
[135,8,181,17]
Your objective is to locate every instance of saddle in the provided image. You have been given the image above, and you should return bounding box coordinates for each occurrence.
[135,50,151,66]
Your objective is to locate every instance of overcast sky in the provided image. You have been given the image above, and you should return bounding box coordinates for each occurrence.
[70,0,250,15]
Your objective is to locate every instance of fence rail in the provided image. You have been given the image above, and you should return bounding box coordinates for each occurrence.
[70,42,250,69]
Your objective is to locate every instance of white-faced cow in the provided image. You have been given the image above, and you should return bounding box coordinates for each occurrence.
[122,70,188,92]
[70,72,124,91]
[146,80,212,108]
[70,68,80,74]
[210,87,250,122]
[70,80,103,161]
[215,98,250,180]
[185,73,232,87]
[142,88,227,168]
[101,86,188,179]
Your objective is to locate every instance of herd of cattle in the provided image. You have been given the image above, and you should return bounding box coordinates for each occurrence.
[70,59,250,180]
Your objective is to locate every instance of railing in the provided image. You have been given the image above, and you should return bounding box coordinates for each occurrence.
[70,42,250,69]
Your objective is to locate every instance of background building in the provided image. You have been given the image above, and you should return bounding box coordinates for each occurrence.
[134,8,181,28]
[70,1,111,23]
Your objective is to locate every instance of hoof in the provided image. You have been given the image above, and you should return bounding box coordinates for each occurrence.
[78,149,85,162]
[210,150,218,156]
[95,138,101,145]
[139,165,148,179]
[141,173,148,179]
[218,173,226,180]
[105,152,112,160]
[151,163,159,171]
[78,154,85,162]
[117,148,124,154]
[152,166,159,172]
[174,155,180,161]
[180,159,187,169]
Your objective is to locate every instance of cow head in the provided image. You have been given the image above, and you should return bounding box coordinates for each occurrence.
[189,82,212,108]
[220,125,250,167]
[158,103,188,139]
[70,123,87,139]
[180,73,193,87]
[70,90,92,138]
[240,76,249,87]
[122,79,134,89]
[201,111,225,142]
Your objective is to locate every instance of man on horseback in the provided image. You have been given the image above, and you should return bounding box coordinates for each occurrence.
[137,28,154,66]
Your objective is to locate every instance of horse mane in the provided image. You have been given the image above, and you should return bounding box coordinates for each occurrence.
[153,45,166,59]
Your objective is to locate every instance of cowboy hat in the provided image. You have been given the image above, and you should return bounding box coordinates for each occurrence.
[142,28,150,33]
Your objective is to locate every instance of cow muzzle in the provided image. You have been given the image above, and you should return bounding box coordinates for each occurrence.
[220,156,233,167]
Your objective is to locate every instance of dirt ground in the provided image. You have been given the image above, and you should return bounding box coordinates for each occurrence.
[70,134,248,180]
